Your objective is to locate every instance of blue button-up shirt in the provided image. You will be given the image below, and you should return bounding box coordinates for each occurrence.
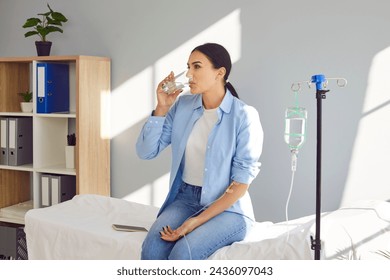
[136,90,263,220]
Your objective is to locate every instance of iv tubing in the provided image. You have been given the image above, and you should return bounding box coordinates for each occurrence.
[281,151,297,259]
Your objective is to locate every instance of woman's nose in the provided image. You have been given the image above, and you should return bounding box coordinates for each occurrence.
[186,70,193,81]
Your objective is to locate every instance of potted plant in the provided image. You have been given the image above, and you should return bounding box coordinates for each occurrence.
[22,3,68,56]
[18,90,33,113]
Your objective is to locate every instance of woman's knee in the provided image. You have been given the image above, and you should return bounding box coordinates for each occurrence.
[140,244,154,260]
[141,235,170,260]
[167,238,192,260]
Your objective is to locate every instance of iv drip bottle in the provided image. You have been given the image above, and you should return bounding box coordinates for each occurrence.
[284,107,307,151]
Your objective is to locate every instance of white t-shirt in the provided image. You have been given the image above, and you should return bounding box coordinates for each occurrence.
[182,107,218,186]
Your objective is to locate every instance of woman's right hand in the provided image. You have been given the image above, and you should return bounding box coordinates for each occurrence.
[154,71,183,116]
[160,217,199,242]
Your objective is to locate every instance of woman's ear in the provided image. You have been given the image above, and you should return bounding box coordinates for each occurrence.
[217,67,226,80]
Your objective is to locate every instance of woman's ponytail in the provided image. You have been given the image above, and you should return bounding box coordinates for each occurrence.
[225,82,239,99]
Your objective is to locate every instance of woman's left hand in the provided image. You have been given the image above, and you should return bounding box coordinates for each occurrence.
[160,218,199,242]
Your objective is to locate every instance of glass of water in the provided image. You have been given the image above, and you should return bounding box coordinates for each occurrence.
[162,70,189,94]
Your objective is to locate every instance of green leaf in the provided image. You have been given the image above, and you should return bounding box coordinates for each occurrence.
[38,12,51,17]
[37,26,64,38]
[19,91,33,102]
[22,18,41,28]
[46,26,64,33]
[36,25,49,37]
[51,12,68,22]
[24,31,39,38]
[47,18,63,26]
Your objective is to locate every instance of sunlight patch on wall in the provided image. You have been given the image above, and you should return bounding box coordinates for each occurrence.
[102,67,154,139]
[122,183,152,205]
[100,89,111,139]
[341,46,390,206]
[122,173,170,207]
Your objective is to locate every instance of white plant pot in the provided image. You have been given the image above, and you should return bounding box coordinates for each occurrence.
[20,102,33,113]
[65,146,75,169]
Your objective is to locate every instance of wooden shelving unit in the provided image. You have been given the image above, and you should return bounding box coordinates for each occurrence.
[0,55,111,224]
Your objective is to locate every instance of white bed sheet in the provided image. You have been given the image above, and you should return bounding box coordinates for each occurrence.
[210,200,390,260]
[25,194,159,259]
[25,195,390,260]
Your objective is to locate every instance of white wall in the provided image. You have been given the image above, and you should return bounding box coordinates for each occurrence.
[1,0,390,222]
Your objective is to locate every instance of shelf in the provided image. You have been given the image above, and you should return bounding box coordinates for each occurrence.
[36,112,76,118]
[0,112,76,118]
[0,164,33,172]
[35,164,76,176]
[0,112,33,117]
[0,200,33,225]
[0,216,25,225]
[0,55,110,63]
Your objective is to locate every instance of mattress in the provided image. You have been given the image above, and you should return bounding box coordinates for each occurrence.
[25,195,390,260]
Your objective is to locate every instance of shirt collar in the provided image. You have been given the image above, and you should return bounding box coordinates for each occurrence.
[192,89,234,113]
[219,89,233,114]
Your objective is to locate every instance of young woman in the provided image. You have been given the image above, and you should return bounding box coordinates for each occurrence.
[136,43,263,260]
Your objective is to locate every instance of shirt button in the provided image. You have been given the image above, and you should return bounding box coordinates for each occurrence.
[204,168,208,172]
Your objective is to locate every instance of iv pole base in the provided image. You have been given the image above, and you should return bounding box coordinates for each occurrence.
[311,236,322,259]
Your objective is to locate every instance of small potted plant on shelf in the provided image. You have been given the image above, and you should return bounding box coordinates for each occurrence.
[22,3,68,56]
[18,90,33,113]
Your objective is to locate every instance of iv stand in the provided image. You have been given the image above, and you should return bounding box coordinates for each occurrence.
[291,75,347,260]
[313,75,328,260]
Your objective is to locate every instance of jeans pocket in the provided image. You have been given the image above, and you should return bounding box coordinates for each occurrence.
[178,182,186,193]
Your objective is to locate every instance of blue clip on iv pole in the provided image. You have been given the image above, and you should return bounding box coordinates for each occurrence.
[291,74,347,260]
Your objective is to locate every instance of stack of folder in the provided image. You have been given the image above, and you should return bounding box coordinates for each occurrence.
[0,117,33,166]
[36,62,70,113]
[41,174,76,207]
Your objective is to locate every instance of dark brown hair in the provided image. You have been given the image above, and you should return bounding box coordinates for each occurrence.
[192,43,239,99]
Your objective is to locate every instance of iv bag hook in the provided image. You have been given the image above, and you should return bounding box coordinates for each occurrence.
[291,76,347,92]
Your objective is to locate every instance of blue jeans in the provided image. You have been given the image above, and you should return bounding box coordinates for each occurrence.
[141,182,253,260]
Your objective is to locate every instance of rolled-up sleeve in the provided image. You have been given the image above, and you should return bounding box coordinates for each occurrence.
[231,106,263,185]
